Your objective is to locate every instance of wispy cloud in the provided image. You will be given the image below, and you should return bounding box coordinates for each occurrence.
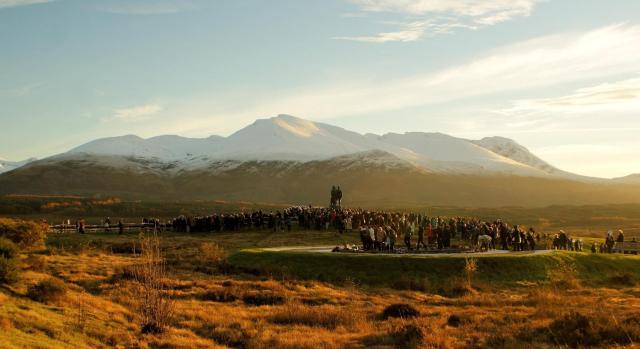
[335,19,477,42]
[114,24,640,141]
[338,0,539,42]
[271,24,640,119]
[0,0,53,9]
[499,76,640,116]
[101,0,195,15]
[110,104,162,121]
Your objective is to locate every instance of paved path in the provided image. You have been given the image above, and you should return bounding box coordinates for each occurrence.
[261,246,554,257]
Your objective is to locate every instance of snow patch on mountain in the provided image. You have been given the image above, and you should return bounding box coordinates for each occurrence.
[0,158,37,174]
[472,137,559,174]
[54,114,582,178]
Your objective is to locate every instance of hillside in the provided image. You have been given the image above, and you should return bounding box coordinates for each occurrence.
[2,151,640,207]
[2,115,639,207]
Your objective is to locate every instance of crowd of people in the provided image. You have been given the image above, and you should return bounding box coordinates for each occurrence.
[62,183,633,255]
[163,206,546,252]
[351,212,540,252]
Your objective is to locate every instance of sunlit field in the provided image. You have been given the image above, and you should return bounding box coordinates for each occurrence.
[2,215,640,349]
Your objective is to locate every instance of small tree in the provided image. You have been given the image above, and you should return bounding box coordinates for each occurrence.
[465,258,478,290]
[134,231,174,334]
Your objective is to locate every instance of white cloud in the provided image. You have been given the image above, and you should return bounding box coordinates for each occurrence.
[336,21,429,43]
[351,0,537,19]
[262,24,640,120]
[335,19,478,42]
[114,24,640,145]
[0,0,53,9]
[499,76,640,116]
[111,104,162,121]
[101,0,195,15]
[340,0,539,42]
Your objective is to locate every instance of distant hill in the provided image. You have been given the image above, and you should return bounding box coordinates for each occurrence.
[0,157,36,174]
[2,114,639,207]
[614,174,640,184]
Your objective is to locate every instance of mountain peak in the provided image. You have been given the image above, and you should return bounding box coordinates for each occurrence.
[9,115,582,178]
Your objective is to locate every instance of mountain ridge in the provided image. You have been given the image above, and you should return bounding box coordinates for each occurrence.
[62,114,582,179]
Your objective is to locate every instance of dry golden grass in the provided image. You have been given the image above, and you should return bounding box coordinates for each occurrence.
[3,241,640,348]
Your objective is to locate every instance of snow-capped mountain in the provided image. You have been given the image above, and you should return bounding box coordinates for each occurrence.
[66,114,569,178]
[70,134,225,160]
[0,158,36,174]
[3,116,640,207]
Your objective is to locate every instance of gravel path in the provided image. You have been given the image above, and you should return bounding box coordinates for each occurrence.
[261,246,554,257]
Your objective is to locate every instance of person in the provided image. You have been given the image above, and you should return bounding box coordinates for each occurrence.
[330,186,336,208]
[404,224,412,251]
[118,220,124,235]
[416,222,427,250]
[336,186,343,208]
[375,226,386,251]
[527,229,536,251]
[388,226,397,252]
[105,217,111,232]
[606,230,615,253]
[369,226,376,250]
[78,219,85,234]
[617,230,625,243]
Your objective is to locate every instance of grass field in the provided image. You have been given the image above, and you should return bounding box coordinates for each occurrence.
[2,225,640,348]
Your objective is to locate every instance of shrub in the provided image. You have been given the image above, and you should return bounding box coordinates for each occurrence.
[194,242,227,275]
[134,233,174,334]
[382,304,420,320]
[547,312,600,348]
[270,304,357,329]
[0,238,19,260]
[447,314,472,327]
[391,324,424,349]
[24,254,47,272]
[27,278,67,303]
[0,238,19,284]
[199,290,237,303]
[609,272,636,287]
[0,218,48,248]
[0,257,20,284]
[242,292,286,306]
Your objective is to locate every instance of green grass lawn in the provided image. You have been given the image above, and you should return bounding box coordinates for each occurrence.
[228,249,640,290]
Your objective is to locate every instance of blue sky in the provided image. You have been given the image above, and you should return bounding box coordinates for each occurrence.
[1,0,639,178]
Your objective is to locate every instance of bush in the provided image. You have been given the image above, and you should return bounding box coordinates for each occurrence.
[447,314,472,327]
[547,312,599,348]
[199,290,237,303]
[0,218,48,248]
[24,254,47,272]
[382,304,420,320]
[242,292,286,306]
[0,238,19,284]
[391,324,424,349]
[27,278,67,303]
[609,272,636,286]
[0,257,19,284]
[270,304,357,329]
[0,238,19,260]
